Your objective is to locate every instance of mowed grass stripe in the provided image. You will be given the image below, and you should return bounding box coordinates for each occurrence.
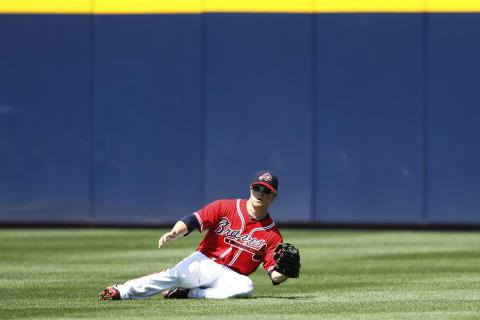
[0,229,479,319]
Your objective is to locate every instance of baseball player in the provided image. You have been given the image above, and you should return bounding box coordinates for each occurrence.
[99,170,300,300]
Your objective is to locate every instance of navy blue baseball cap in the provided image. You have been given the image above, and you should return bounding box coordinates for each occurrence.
[250,170,278,193]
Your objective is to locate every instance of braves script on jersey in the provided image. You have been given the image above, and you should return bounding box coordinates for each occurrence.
[193,199,283,276]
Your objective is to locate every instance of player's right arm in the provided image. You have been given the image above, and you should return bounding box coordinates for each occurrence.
[157,200,223,248]
[158,221,188,248]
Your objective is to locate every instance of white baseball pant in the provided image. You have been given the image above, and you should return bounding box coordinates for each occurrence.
[115,251,254,299]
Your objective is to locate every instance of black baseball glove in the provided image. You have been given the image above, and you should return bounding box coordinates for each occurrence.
[273,242,300,278]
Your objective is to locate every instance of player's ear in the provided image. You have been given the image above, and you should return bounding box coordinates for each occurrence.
[272,193,278,202]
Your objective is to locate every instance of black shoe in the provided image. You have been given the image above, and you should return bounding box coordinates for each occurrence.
[162,288,189,299]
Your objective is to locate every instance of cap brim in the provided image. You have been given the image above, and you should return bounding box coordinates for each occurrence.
[250,182,277,193]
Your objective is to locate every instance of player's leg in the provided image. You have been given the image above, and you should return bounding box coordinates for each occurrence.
[113,268,179,300]
[188,264,254,299]
[108,251,209,300]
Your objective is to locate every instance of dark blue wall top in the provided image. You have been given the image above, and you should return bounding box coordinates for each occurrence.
[0,15,91,221]
[1,13,479,224]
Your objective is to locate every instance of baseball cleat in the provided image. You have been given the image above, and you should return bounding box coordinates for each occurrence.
[99,286,120,300]
[162,288,189,299]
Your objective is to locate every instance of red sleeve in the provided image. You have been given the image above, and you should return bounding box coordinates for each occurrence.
[192,200,223,233]
[263,228,283,274]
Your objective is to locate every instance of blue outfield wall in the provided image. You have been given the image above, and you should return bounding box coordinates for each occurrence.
[427,14,480,223]
[93,14,203,223]
[0,13,479,224]
[0,15,91,222]
[204,13,313,221]
[315,14,424,223]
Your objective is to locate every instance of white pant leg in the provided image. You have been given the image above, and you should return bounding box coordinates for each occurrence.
[188,264,254,299]
[116,251,213,300]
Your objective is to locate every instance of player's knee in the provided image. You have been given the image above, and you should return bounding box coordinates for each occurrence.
[236,277,253,297]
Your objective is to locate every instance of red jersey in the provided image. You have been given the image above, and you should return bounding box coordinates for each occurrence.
[193,199,283,276]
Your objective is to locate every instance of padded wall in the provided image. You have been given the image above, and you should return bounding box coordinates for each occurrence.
[0,15,91,221]
[204,14,313,221]
[93,14,203,222]
[315,14,424,223]
[1,12,480,224]
[427,14,480,223]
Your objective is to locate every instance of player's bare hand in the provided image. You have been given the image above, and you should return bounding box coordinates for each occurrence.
[158,230,178,248]
[270,270,288,284]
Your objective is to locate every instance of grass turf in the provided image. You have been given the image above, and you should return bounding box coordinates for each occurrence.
[0,229,479,319]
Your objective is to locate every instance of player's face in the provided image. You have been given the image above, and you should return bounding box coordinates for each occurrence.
[249,184,277,208]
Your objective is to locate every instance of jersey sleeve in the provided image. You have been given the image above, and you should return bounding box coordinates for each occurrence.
[192,200,223,233]
[263,228,283,275]
[180,213,199,235]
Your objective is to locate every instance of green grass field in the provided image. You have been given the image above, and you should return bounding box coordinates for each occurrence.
[1,229,479,319]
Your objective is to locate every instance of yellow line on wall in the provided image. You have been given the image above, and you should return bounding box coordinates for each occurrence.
[1,0,480,14]
[428,0,480,12]
[94,0,202,14]
[315,0,425,13]
[0,0,92,14]
[203,0,312,13]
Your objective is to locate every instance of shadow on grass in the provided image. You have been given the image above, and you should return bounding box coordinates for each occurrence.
[252,296,313,300]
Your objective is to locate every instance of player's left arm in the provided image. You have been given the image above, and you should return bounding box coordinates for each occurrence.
[263,233,289,285]
[272,242,301,280]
